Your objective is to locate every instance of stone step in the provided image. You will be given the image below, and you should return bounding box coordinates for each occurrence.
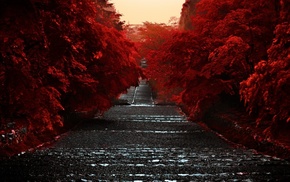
[5,147,288,181]
[1,80,290,181]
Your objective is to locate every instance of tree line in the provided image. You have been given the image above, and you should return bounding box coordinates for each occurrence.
[134,0,289,139]
[0,0,141,139]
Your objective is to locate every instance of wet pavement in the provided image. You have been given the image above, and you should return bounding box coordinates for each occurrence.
[1,80,290,181]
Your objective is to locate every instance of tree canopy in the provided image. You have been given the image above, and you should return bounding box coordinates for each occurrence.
[0,0,141,135]
[136,0,289,138]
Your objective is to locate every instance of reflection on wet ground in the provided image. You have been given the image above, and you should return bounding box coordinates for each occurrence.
[1,81,290,181]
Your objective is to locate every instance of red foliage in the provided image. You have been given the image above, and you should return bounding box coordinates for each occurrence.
[193,0,278,65]
[0,0,141,137]
[240,59,290,124]
[127,23,177,101]
[139,0,288,130]
[158,33,251,120]
[240,20,290,133]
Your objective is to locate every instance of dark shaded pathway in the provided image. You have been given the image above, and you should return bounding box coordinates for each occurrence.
[1,81,290,181]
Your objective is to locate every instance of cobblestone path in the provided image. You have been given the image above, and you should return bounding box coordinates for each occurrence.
[1,80,290,181]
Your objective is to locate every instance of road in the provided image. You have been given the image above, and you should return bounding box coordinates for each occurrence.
[1,80,290,181]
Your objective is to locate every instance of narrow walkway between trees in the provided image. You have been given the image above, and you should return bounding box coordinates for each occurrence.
[1,81,290,181]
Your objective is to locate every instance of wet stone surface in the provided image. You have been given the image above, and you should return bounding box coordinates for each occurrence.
[1,81,290,181]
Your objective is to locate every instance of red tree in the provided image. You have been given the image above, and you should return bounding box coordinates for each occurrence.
[0,0,141,142]
[240,0,290,137]
[142,0,287,126]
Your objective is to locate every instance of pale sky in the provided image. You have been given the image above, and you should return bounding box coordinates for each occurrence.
[109,0,184,24]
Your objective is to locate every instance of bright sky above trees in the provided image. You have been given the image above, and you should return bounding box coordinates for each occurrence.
[109,0,183,24]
